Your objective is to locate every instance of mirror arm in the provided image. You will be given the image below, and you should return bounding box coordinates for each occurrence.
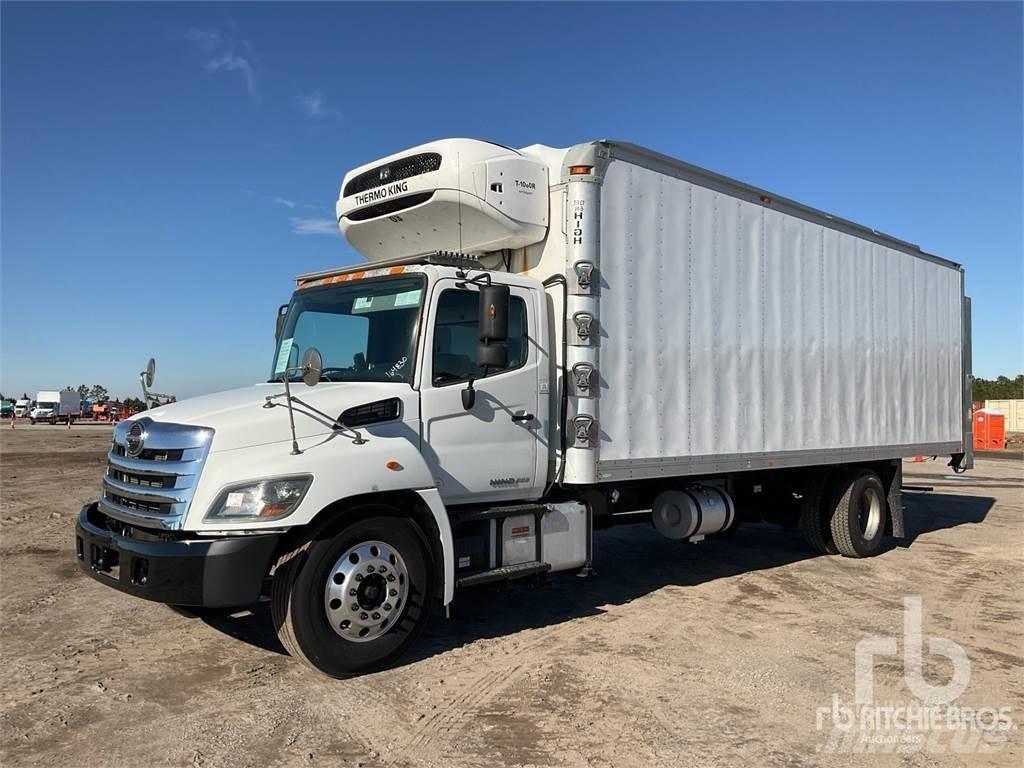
[265,348,366,450]
[263,391,367,446]
[454,271,492,289]
[281,376,302,455]
[289,395,366,445]
[138,372,172,409]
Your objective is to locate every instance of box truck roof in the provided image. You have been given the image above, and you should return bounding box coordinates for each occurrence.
[333,137,959,272]
[582,140,958,270]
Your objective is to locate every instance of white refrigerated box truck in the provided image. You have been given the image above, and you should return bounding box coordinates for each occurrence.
[76,138,972,676]
[30,390,80,424]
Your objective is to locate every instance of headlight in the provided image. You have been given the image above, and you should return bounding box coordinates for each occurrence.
[205,475,313,521]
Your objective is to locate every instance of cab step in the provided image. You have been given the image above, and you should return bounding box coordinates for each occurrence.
[451,503,548,524]
[456,560,551,588]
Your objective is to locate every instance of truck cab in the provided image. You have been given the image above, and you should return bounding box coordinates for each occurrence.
[30,392,61,424]
[280,261,550,504]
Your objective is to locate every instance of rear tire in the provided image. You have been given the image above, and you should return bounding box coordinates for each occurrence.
[271,510,434,677]
[798,470,838,555]
[830,469,888,558]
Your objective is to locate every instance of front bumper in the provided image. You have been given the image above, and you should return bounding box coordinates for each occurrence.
[75,503,280,607]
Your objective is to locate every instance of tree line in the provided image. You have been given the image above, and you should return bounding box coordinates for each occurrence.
[973,375,1024,401]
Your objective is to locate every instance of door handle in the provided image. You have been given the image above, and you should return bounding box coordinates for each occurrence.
[511,411,535,423]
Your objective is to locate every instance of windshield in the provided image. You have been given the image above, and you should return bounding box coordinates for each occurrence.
[39,402,58,410]
[271,275,425,384]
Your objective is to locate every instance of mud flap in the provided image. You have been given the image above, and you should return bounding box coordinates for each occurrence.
[887,461,904,539]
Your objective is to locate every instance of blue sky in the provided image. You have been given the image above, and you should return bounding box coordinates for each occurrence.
[2,2,1021,400]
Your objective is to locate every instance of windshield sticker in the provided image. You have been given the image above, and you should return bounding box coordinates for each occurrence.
[394,289,422,307]
[386,356,409,378]
[274,338,294,375]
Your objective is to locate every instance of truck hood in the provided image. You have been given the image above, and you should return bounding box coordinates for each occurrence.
[140,382,416,452]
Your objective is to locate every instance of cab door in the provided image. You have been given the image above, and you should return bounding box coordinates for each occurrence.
[419,279,542,505]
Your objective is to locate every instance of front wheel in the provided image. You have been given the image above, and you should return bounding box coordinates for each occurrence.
[271,511,434,677]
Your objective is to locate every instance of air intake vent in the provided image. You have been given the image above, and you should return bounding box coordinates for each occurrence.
[344,192,433,222]
[340,398,402,428]
[343,153,442,198]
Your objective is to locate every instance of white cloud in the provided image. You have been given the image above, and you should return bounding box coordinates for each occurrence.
[299,91,324,119]
[290,217,340,236]
[184,28,221,52]
[183,26,257,99]
[272,197,296,209]
[205,52,256,99]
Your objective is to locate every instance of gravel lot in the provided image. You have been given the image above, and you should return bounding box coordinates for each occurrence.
[1,425,1021,767]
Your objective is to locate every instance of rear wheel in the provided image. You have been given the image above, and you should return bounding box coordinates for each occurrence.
[798,470,838,554]
[272,510,433,677]
[830,469,888,558]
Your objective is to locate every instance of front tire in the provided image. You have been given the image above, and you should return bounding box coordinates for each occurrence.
[830,469,888,558]
[271,510,434,677]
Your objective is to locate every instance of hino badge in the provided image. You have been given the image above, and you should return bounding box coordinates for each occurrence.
[75,138,972,676]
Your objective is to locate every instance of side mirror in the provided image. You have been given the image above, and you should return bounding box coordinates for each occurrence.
[477,341,508,369]
[476,283,510,371]
[144,358,155,388]
[275,304,288,340]
[461,381,476,411]
[478,284,510,342]
[301,348,323,387]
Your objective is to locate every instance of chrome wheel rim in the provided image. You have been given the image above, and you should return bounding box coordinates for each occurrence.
[859,487,883,540]
[324,540,409,643]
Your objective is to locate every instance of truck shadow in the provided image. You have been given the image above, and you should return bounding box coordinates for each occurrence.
[195,491,994,662]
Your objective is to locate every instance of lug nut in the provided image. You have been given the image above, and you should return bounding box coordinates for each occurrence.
[359,612,368,620]
[351,603,360,611]
[389,589,397,596]
[366,565,375,573]
[387,575,396,582]
[349,588,357,596]
[372,612,381,620]
[379,566,387,574]
[383,603,392,611]
[355,574,363,581]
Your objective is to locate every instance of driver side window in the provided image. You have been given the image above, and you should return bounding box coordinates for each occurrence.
[432,290,527,386]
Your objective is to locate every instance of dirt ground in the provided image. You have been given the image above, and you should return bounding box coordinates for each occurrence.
[1,425,1021,767]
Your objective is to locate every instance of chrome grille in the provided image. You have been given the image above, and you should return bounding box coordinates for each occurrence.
[111,444,184,462]
[100,417,213,531]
